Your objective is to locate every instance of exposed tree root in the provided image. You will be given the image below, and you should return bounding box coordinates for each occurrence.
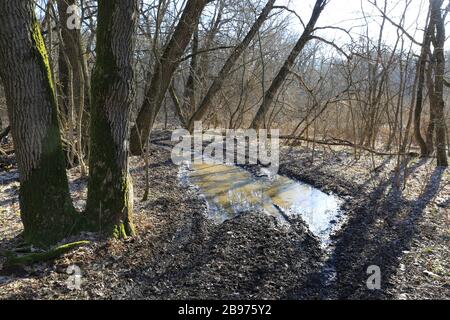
[2,240,90,269]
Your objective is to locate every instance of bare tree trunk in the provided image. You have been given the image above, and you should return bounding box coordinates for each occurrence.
[250,0,327,129]
[401,60,419,153]
[85,0,138,238]
[429,0,448,166]
[169,82,187,126]
[187,0,277,132]
[167,23,201,128]
[129,0,207,155]
[182,25,199,122]
[414,9,431,156]
[425,48,437,155]
[0,0,78,246]
[57,0,89,173]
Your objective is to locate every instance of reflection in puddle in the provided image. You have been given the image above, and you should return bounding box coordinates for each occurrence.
[186,162,342,243]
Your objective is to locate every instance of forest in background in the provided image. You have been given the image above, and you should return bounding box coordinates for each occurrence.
[2,0,448,163]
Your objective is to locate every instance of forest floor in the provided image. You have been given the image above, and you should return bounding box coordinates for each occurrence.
[0,130,448,299]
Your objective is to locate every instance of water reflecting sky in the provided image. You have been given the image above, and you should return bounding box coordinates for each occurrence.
[188,162,342,243]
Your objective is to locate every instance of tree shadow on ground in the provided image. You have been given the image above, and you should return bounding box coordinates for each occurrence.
[283,157,445,299]
[329,163,445,299]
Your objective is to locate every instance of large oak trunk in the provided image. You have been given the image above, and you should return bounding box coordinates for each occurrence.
[85,0,138,237]
[0,0,78,246]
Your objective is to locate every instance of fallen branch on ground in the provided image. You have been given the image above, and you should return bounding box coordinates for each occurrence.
[279,135,420,157]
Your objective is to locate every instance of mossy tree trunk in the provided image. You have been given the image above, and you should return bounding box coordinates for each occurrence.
[85,0,138,238]
[0,0,78,247]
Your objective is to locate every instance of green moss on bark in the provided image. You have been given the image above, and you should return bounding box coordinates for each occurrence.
[85,136,135,238]
[85,83,135,236]
[19,10,79,247]
[85,0,135,238]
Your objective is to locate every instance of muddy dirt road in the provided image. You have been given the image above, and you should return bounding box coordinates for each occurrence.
[0,130,448,299]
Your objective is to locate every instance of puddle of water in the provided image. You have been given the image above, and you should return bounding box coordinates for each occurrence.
[185,162,342,243]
